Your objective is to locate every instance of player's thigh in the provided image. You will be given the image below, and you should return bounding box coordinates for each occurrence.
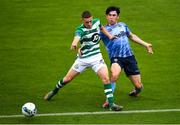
[91,58,106,72]
[97,65,109,77]
[65,59,86,82]
[71,59,87,73]
[64,68,80,82]
[111,63,121,77]
[97,65,110,84]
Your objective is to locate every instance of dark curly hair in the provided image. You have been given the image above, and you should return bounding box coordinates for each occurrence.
[105,6,120,15]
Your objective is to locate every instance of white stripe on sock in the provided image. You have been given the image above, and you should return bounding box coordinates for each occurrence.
[104,89,112,93]
[107,94,113,98]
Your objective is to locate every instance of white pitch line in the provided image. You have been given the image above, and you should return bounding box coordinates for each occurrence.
[0,109,180,118]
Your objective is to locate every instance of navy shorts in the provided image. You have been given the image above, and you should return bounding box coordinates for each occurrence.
[110,55,140,77]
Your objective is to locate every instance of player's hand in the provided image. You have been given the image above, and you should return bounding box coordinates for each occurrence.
[146,43,153,54]
[71,44,77,50]
[109,35,118,40]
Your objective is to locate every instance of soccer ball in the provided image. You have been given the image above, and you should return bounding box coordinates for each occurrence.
[22,102,37,117]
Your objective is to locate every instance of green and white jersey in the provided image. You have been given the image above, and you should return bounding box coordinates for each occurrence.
[75,18,102,58]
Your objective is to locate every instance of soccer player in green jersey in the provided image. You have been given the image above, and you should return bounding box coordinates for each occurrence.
[44,11,123,111]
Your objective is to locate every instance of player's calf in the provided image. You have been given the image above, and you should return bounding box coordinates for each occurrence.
[129,86,143,97]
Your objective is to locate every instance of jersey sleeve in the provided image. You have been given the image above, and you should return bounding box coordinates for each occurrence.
[74,27,82,38]
[93,18,102,28]
[124,23,131,37]
[125,25,131,37]
[120,22,131,37]
[100,31,106,41]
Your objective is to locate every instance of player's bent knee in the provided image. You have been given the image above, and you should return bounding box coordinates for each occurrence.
[102,77,110,84]
[111,74,118,81]
[63,76,73,83]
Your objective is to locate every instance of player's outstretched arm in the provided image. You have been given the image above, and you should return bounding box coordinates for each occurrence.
[71,36,83,56]
[71,36,80,50]
[146,43,153,54]
[129,32,153,54]
[101,26,116,40]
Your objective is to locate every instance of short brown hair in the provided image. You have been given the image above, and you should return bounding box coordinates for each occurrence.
[81,11,92,18]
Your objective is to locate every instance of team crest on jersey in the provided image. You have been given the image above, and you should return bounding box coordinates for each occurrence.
[92,33,100,43]
[114,58,118,62]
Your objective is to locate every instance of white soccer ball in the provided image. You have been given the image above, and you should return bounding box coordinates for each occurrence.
[22,102,37,117]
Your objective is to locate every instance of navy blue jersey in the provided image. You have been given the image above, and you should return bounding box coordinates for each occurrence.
[101,22,134,59]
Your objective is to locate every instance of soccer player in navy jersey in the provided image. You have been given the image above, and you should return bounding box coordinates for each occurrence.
[101,6,153,108]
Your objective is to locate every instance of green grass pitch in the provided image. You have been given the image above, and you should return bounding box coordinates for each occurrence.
[0,0,180,124]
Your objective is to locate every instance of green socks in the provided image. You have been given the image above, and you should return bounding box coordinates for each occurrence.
[104,84,114,107]
[53,78,66,93]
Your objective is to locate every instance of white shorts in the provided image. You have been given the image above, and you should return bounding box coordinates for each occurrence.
[71,53,107,73]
